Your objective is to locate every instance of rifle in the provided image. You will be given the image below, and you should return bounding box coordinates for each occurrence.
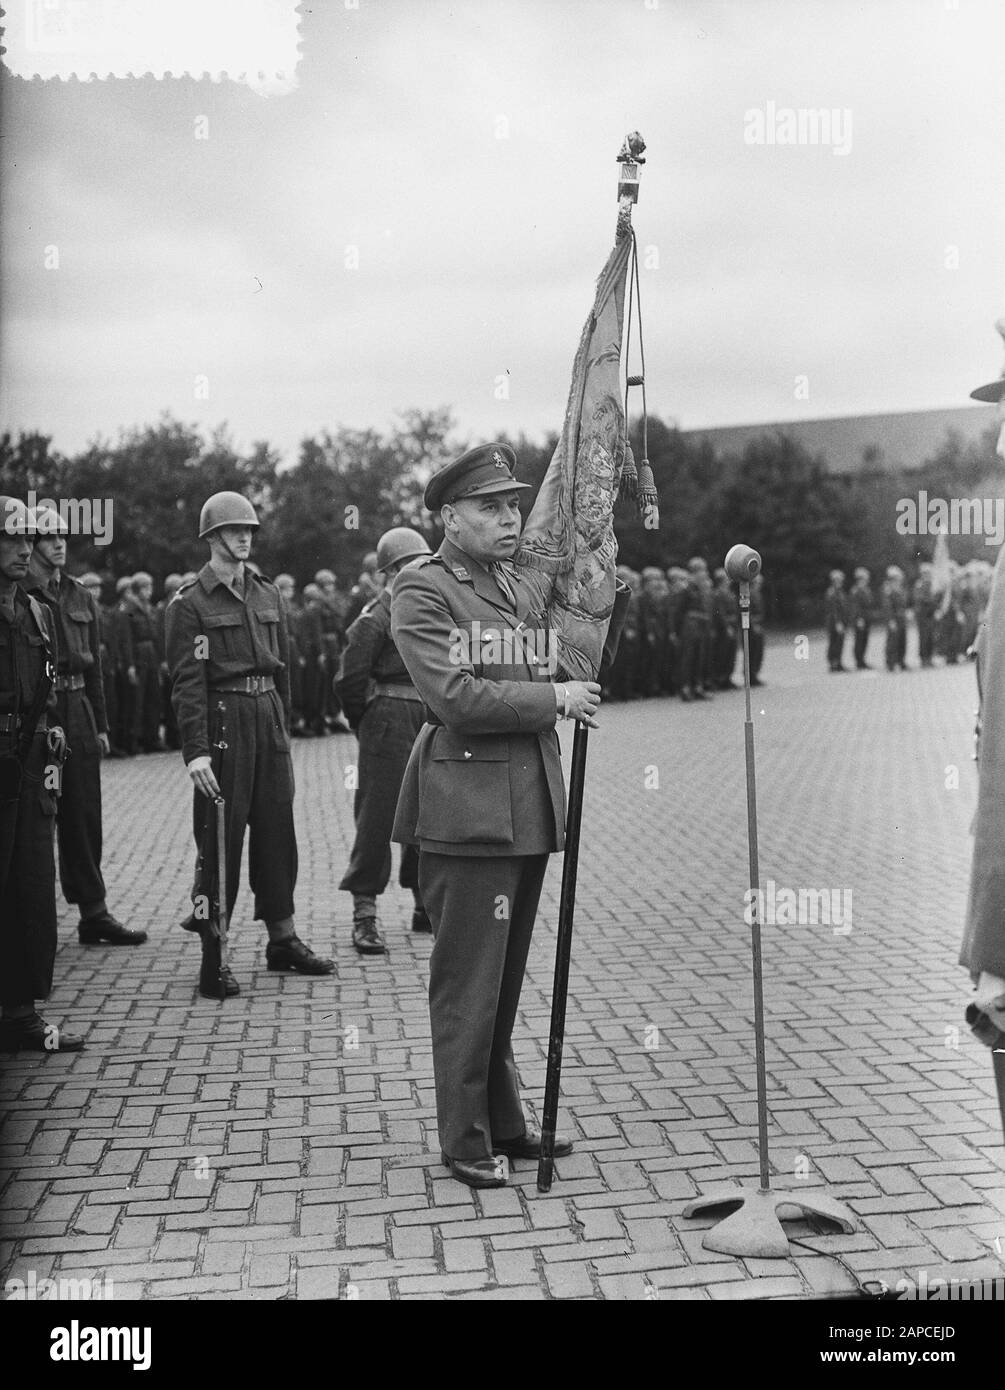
[210,699,229,999]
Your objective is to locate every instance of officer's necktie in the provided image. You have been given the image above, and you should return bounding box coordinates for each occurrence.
[232,571,245,601]
[490,562,517,609]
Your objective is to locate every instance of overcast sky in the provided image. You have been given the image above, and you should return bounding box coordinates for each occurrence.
[2,0,1004,463]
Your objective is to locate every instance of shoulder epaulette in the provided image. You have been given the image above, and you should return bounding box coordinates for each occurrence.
[169,578,198,604]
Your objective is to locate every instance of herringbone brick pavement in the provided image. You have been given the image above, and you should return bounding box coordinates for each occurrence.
[3,630,1004,1300]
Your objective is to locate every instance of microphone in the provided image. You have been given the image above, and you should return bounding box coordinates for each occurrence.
[724,544,762,582]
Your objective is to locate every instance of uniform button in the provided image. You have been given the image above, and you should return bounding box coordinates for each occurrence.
[464,750,472,759]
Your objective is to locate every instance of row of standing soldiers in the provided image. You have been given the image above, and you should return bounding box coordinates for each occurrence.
[605,557,766,701]
[824,560,993,673]
[76,558,387,753]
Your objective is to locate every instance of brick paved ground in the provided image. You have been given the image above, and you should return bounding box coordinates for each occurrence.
[3,628,1004,1301]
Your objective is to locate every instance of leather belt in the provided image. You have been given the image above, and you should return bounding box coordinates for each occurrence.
[53,674,86,692]
[0,713,48,735]
[372,683,422,702]
[211,675,276,695]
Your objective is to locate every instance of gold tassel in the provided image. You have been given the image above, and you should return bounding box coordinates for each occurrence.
[618,439,638,502]
[637,457,659,527]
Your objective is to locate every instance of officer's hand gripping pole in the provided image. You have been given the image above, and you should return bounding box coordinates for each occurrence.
[537,718,589,1193]
[681,545,858,1255]
[212,700,230,1001]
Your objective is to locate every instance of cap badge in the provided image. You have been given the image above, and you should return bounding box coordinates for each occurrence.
[492,451,506,469]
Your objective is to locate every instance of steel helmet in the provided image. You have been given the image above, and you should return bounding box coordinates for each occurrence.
[198,491,260,538]
[132,571,153,589]
[31,505,69,537]
[376,527,432,573]
[79,572,103,588]
[0,496,38,537]
[314,568,336,586]
[163,572,184,593]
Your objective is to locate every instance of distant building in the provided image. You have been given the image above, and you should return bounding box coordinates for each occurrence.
[682,406,995,475]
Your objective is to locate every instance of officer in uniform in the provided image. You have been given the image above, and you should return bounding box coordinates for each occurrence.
[335,527,433,955]
[0,498,84,1052]
[26,508,144,947]
[166,492,334,997]
[391,444,600,1189]
[824,569,848,672]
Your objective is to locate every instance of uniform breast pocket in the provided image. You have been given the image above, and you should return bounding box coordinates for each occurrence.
[65,608,92,671]
[204,611,244,659]
[416,731,513,844]
[254,609,281,656]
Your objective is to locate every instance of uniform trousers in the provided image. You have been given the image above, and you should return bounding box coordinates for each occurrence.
[853,622,870,668]
[680,617,710,693]
[191,689,297,925]
[419,851,549,1161]
[53,689,105,908]
[339,696,422,897]
[826,625,846,670]
[0,733,58,1004]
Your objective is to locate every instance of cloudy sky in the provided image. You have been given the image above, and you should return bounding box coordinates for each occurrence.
[2,0,1004,463]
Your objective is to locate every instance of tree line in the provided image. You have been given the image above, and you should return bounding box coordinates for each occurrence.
[1,408,999,623]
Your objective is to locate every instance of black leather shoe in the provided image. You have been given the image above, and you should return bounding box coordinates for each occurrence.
[442,1153,508,1188]
[198,931,239,998]
[411,908,433,933]
[494,1130,574,1160]
[0,1012,85,1052]
[78,912,148,946]
[266,935,335,974]
[352,917,387,955]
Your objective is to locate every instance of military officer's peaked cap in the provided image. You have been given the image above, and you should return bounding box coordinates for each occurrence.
[423,442,531,512]
[971,318,1005,403]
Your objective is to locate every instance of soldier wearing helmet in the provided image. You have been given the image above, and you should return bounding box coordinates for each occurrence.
[165,491,333,997]
[344,550,383,627]
[273,575,307,735]
[156,574,185,751]
[312,568,350,732]
[334,528,433,953]
[678,557,715,701]
[24,508,144,949]
[0,498,85,1052]
[848,567,874,670]
[880,564,908,672]
[118,570,163,753]
[824,569,849,673]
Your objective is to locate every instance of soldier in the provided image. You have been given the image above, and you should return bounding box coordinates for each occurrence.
[113,574,137,753]
[314,568,349,731]
[637,567,669,697]
[335,527,434,955]
[912,561,938,667]
[664,566,690,694]
[0,497,84,1052]
[166,491,334,997]
[710,566,739,689]
[824,569,849,672]
[297,581,326,734]
[747,570,766,686]
[391,444,595,1189]
[880,565,908,672]
[156,573,184,750]
[123,572,163,752]
[79,572,127,757]
[274,575,307,735]
[678,557,714,700]
[848,567,874,670]
[25,509,144,948]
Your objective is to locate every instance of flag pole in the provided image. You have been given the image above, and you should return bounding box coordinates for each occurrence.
[536,133,649,1193]
[537,719,589,1191]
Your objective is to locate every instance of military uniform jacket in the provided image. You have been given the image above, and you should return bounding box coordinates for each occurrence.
[25,568,108,735]
[165,563,291,764]
[390,538,565,858]
[0,584,58,727]
[335,589,413,730]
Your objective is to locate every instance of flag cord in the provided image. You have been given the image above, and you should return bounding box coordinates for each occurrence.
[620,229,658,518]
